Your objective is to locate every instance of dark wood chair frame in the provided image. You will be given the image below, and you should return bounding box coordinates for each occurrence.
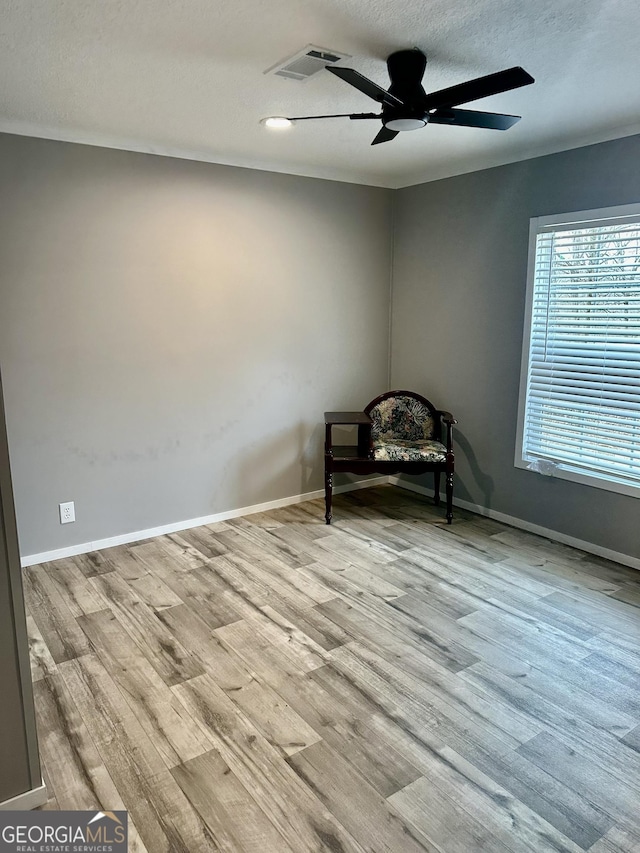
[324,389,457,525]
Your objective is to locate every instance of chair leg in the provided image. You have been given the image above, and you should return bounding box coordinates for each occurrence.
[445,470,454,524]
[324,469,333,524]
[433,471,441,506]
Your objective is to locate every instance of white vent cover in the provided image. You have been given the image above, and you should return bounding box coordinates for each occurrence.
[265,45,351,82]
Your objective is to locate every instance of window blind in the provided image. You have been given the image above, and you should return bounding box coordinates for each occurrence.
[522,215,640,488]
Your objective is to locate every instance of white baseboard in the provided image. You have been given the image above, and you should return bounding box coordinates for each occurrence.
[21,477,389,567]
[23,473,637,572]
[389,476,640,571]
[0,781,48,811]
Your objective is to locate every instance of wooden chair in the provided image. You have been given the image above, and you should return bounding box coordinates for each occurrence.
[324,390,457,524]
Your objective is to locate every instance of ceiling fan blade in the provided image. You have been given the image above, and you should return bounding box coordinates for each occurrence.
[371,126,399,146]
[327,66,404,108]
[286,112,381,121]
[422,67,534,111]
[429,108,521,130]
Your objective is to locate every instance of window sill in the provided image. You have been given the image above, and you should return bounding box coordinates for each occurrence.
[514,457,640,500]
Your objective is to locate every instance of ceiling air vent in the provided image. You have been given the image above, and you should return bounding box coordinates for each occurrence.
[265,45,351,82]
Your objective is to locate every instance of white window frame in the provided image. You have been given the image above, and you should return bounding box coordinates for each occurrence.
[515,202,640,499]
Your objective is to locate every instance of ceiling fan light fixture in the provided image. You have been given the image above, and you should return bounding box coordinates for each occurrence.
[262,116,293,129]
[384,117,427,132]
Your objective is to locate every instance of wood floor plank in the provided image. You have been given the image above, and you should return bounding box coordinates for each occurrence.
[217,608,329,676]
[89,571,205,686]
[59,654,167,779]
[214,525,311,570]
[388,747,586,853]
[479,593,600,643]
[259,599,350,651]
[215,615,309,684]
[162,533,213,570]
[541,591,640,641]
[164,608,330,761]
[71,549,119,578]
[173,674,368,853]
[463,742,615,849]
[490,529,599,569]
[267,668,422,798]
[582,651,640,691]
[26,612,57,682]
[317,595,479,674]
[23,564,91,663]
[233,551,336,608]
[171,749,294,852]
[78,609,216,767]
[588,824,640,853]
[389,593,589,677]
[153,562,248,627]
[300,559,406,604]
[157,603,256,688]
[59,656,217,853]
[222,673,322,757]
[287,740,437,853]
[364,558,482,619]
[518,732,639,832]
[332,641,542,752]
[39,558,110,617]
[249,606,331,672]
[315,527,398,568]
[457,604,591,665]
[389,771,514,853]
[464,663,640,788]
[33,673,128,810]
[206,552,277,610]
[328,517,414,558]
[476,655,640,734]
[586,631,640,674]
[317,650,511,769]
[227,514,318,559]
[401,543,554,600]
[621,723,640,753]
[131,534,213,575]
[127,571,184,611]
[382,549,541,615]
[430,521,512,562]
[496,554,622,599]
[172,526,229,560]
[103,539,151,581]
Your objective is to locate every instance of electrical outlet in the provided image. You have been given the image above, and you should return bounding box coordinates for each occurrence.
[59,501,75,524]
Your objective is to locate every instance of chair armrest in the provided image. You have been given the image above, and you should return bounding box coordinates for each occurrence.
[436,410,457,454]
[437,410,458,425]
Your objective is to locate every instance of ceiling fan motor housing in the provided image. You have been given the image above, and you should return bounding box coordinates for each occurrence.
[383,49,429,130]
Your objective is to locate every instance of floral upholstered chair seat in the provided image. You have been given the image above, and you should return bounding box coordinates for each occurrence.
[373,438,447,462]
[369,395,446,462]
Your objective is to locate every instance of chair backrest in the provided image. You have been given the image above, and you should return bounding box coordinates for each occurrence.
[364,390,438,442]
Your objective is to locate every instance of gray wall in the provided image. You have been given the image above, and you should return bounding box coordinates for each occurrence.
[391,134,640,559]
[2,129,639,561]
[0,134,392,557]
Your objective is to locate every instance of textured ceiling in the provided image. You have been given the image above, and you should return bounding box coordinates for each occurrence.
[1,0,639,187]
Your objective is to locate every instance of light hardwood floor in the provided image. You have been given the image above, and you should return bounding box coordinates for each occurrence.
[24,485,640,852]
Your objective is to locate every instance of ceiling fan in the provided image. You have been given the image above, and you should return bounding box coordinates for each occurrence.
[286,49,534,145]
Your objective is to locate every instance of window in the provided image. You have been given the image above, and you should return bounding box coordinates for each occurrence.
[516,203,640,498]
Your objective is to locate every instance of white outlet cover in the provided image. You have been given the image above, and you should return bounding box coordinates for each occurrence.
[59,501,75,524]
